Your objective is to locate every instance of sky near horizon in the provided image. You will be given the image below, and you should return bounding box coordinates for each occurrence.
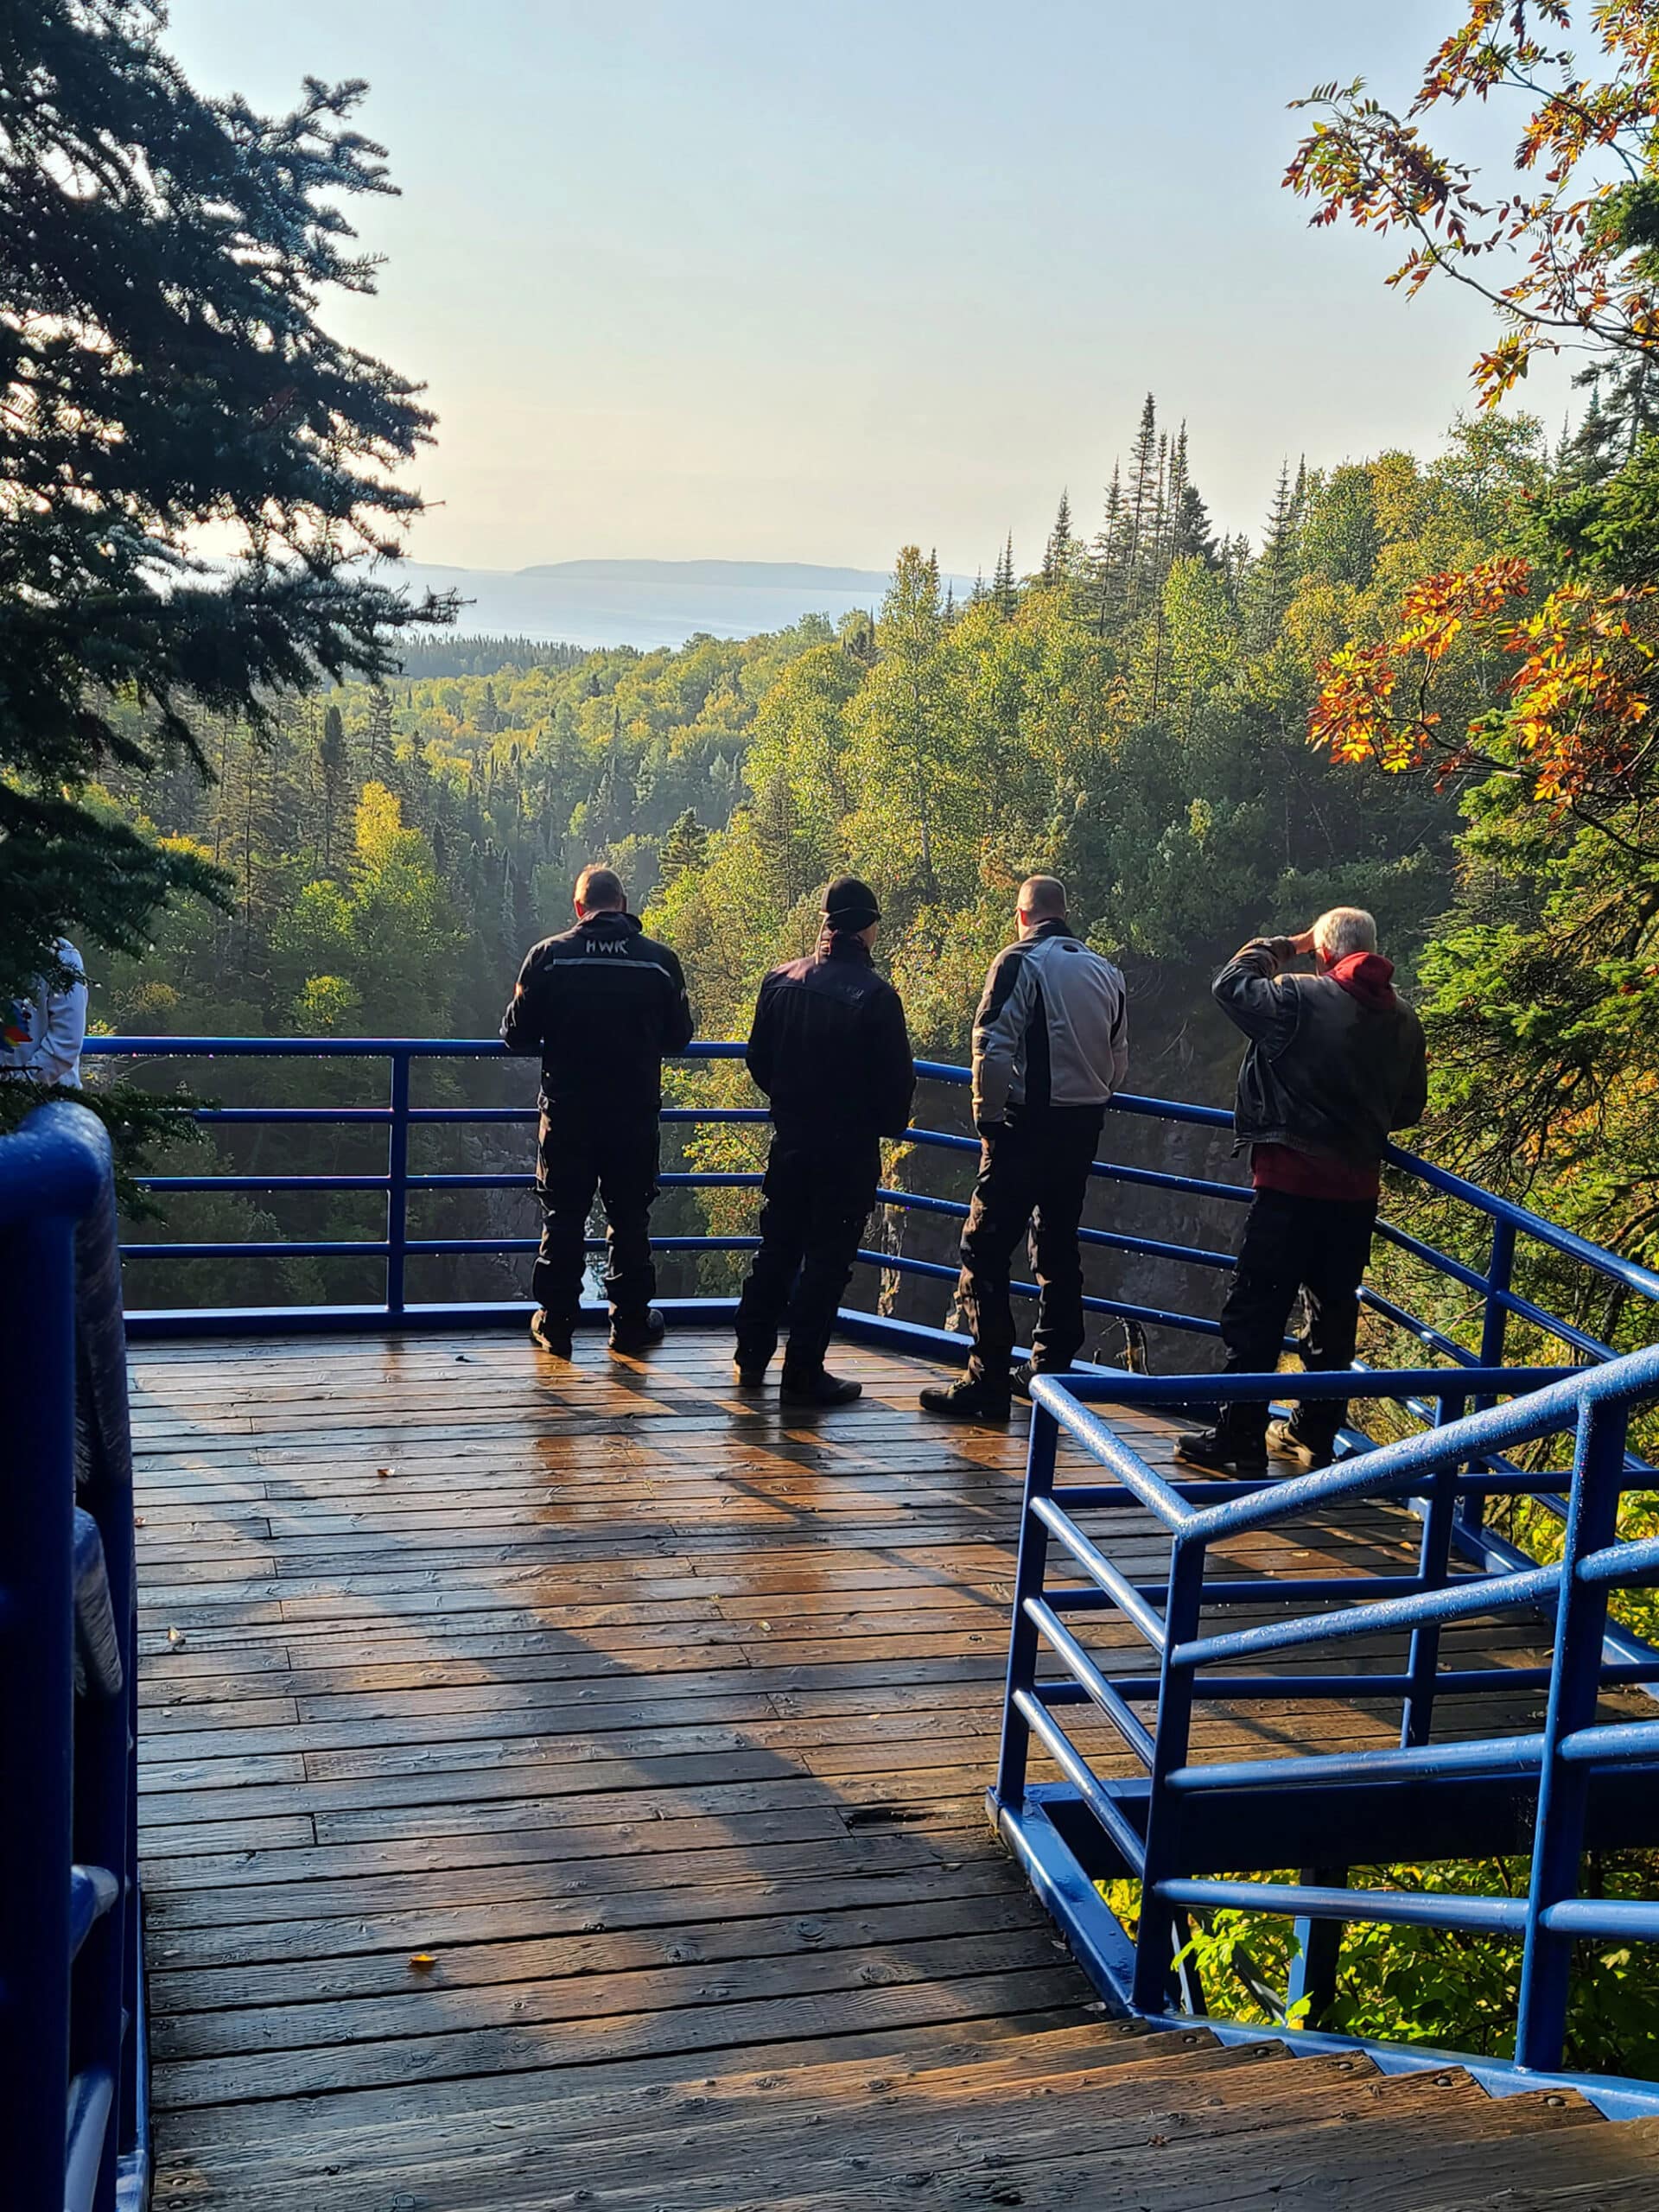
[165,0,1573,577]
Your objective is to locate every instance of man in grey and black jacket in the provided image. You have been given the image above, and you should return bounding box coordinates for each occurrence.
[921,876,1128,1422]
[1176,905,1427,1478]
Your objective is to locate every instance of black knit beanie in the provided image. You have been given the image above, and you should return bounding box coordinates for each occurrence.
[822,875,880,931]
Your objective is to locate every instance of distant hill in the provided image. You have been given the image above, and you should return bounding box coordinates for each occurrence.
[396,556,973,651]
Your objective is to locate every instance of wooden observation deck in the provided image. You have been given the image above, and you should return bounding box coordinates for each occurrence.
[131,1328,1659,2210]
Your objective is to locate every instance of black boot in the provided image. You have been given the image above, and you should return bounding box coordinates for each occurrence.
[609,1306,666,1354]
[734,1354,771,1389]
[779,1367,862,1407]
[529,1308,574,1357]
[1010,1359,1071,1402]
[919,1376,1012,1423]
[1267,1418,1336,1470]
[1173,1426,1268,1478]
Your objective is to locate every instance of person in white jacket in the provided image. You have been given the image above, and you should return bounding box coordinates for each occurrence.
[1,939,89,1089]
[921,878,1128,1423]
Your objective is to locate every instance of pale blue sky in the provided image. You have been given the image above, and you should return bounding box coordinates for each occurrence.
[165,1,1571,574]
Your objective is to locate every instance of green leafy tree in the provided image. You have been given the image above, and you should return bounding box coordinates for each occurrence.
[0,0,451,1003]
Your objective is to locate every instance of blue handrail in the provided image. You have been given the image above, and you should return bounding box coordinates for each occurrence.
[991,1344,1659,2095]
[0,1103,147,2212]
[54,1033,1659,2110]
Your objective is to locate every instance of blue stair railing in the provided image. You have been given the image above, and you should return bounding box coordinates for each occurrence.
[991,1351,1659,2113]
[0,1102,147,2212]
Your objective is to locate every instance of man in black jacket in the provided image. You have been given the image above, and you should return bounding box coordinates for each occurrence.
[1177,906,1427,1478]
[502,865,695,1356]
[734,876,915,1406]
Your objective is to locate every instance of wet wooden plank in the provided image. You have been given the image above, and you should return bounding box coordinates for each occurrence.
[135,1326,1617,2209]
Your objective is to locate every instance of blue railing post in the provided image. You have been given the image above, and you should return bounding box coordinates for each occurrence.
[0,1203,77,2210]
[1131,1535,1206,2015]
[1515,1395,1628,2074]
[994,1405,1059,1814]
[1460,1217,1516,1540]
[386,1048,410,1321]
[1402,1394,1464,1749]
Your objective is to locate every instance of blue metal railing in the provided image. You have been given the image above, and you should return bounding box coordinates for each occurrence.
[0,1103,147,2212]
[991,1352,1659,2107]
[49,1031,1659,2113]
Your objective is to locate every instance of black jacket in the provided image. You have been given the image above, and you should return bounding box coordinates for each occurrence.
[746,931,915,1146]
[1214,938,1427,1167]
[502,911,695,1112]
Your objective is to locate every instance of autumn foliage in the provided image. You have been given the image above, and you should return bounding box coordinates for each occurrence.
[1310,557,1656,810]
[1287,2,1659,405]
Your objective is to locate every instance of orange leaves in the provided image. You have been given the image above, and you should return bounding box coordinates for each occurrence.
[1504,582,1656,798]
[1310,559,1658,808]
[1398,556,1532,659]
[1285,3,1659,404]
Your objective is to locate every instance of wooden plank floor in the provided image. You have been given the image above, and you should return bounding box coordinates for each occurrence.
[130,1327,1592,2205]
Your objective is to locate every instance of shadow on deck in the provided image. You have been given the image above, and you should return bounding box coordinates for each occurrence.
[130,1329,1645,2209]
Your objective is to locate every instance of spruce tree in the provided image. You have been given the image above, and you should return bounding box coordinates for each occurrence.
[659,808,711,883]
[1122,395,1161,618]
[0,2,452,1001]
[1246,459,1306,649]
[1090,464,1128,636]
[318,705,350,869]
[1041,491,1073,585]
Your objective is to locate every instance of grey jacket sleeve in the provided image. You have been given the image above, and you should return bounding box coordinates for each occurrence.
[971,945,1036,1125]
[1109,977,1129,1095]
[1212,938,1300,1055]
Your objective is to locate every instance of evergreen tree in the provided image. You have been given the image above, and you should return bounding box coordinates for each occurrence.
[992,534,1018,613]
[1122,394,1162,619]
[1090,463,1129,635]
[659,809,712,883]
[1041,491,1074,585]
[1567,356,1659,483]
[366,687,395,785]
[319,705,349,869]
[0,2,452,1001]
[1245,458,1306,649]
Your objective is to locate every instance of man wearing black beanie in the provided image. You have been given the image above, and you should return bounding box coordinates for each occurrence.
[734,877,915,1404]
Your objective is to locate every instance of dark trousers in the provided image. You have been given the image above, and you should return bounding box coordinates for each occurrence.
[1217,1188,1378,1452]
[532,1101,659,1325]
[734,1132,879,1379]
[957,1104,1104,1384]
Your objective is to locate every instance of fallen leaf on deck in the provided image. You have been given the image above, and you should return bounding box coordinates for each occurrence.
[408,1952,437,1973]
[167,1626,186,1648]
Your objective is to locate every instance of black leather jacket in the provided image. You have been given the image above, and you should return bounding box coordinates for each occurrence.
[502,911,695,1112]
[1214,938,1427,1167]
[747,931,915,1147]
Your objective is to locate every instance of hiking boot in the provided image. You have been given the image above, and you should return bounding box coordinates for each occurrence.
[1267,1418,1336,1470]
[779,1368,862,1407]
[918,1376,1013,1424]
[1173,1427,1268,1478]
[529,1309,574,1357]
[608,1306,666,1354]
[1011,1359,1071,1402]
